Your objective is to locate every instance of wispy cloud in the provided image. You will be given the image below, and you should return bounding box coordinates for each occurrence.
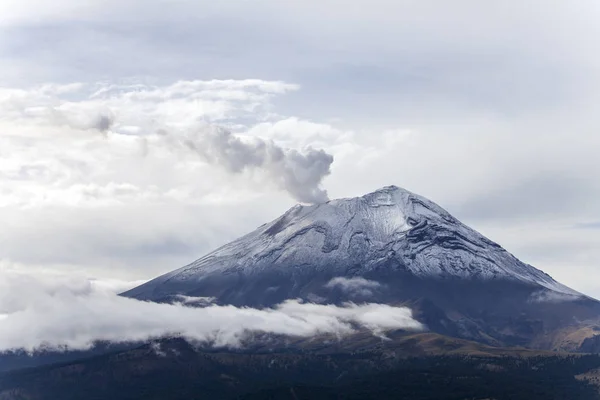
[325,277,382,298]
[528,289,582,304]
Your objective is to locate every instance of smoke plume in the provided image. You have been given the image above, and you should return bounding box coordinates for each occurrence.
[173,126,333,204]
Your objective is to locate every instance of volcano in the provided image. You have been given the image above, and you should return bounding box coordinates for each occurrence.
[124,186,600,351]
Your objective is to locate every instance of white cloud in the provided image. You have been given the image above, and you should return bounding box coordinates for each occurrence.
[325,277,382,298]
[529,290,582,304]
[0,80,298,131]
[90,278,148,294]
[0,271,422,352]
[0,80,331,204]
[173,295,215,306]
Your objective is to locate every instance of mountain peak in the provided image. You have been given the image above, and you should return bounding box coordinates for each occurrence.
[358,185,413,207]
[125,185,581,306]
[122,185,597,352]
[332,185,411,204]
[324,185,455,227]
[365,184,403,194]
[367,184,404,194]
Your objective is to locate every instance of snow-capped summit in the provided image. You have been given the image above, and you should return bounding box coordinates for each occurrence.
[125,185,578,300]
[123,185,600,350]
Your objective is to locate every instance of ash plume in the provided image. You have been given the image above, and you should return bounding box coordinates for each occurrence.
[172,126,333,204]
[94,114,114,132]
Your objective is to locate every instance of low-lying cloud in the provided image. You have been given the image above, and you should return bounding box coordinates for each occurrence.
[325,277,382,297]
[0,272,422,352]
[528,289,582,304]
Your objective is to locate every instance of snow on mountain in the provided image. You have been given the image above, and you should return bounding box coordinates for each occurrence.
[124,186,581,301]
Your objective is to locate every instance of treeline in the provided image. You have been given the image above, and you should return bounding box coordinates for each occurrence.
[2,346,600,400]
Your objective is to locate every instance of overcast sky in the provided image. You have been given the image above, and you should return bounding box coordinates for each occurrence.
[1,1,599,297]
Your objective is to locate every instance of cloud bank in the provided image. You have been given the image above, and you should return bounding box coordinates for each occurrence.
[0,80,332,204]
[0,271,422,352]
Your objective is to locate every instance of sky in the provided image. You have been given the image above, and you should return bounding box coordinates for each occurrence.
[0,0,599,303]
